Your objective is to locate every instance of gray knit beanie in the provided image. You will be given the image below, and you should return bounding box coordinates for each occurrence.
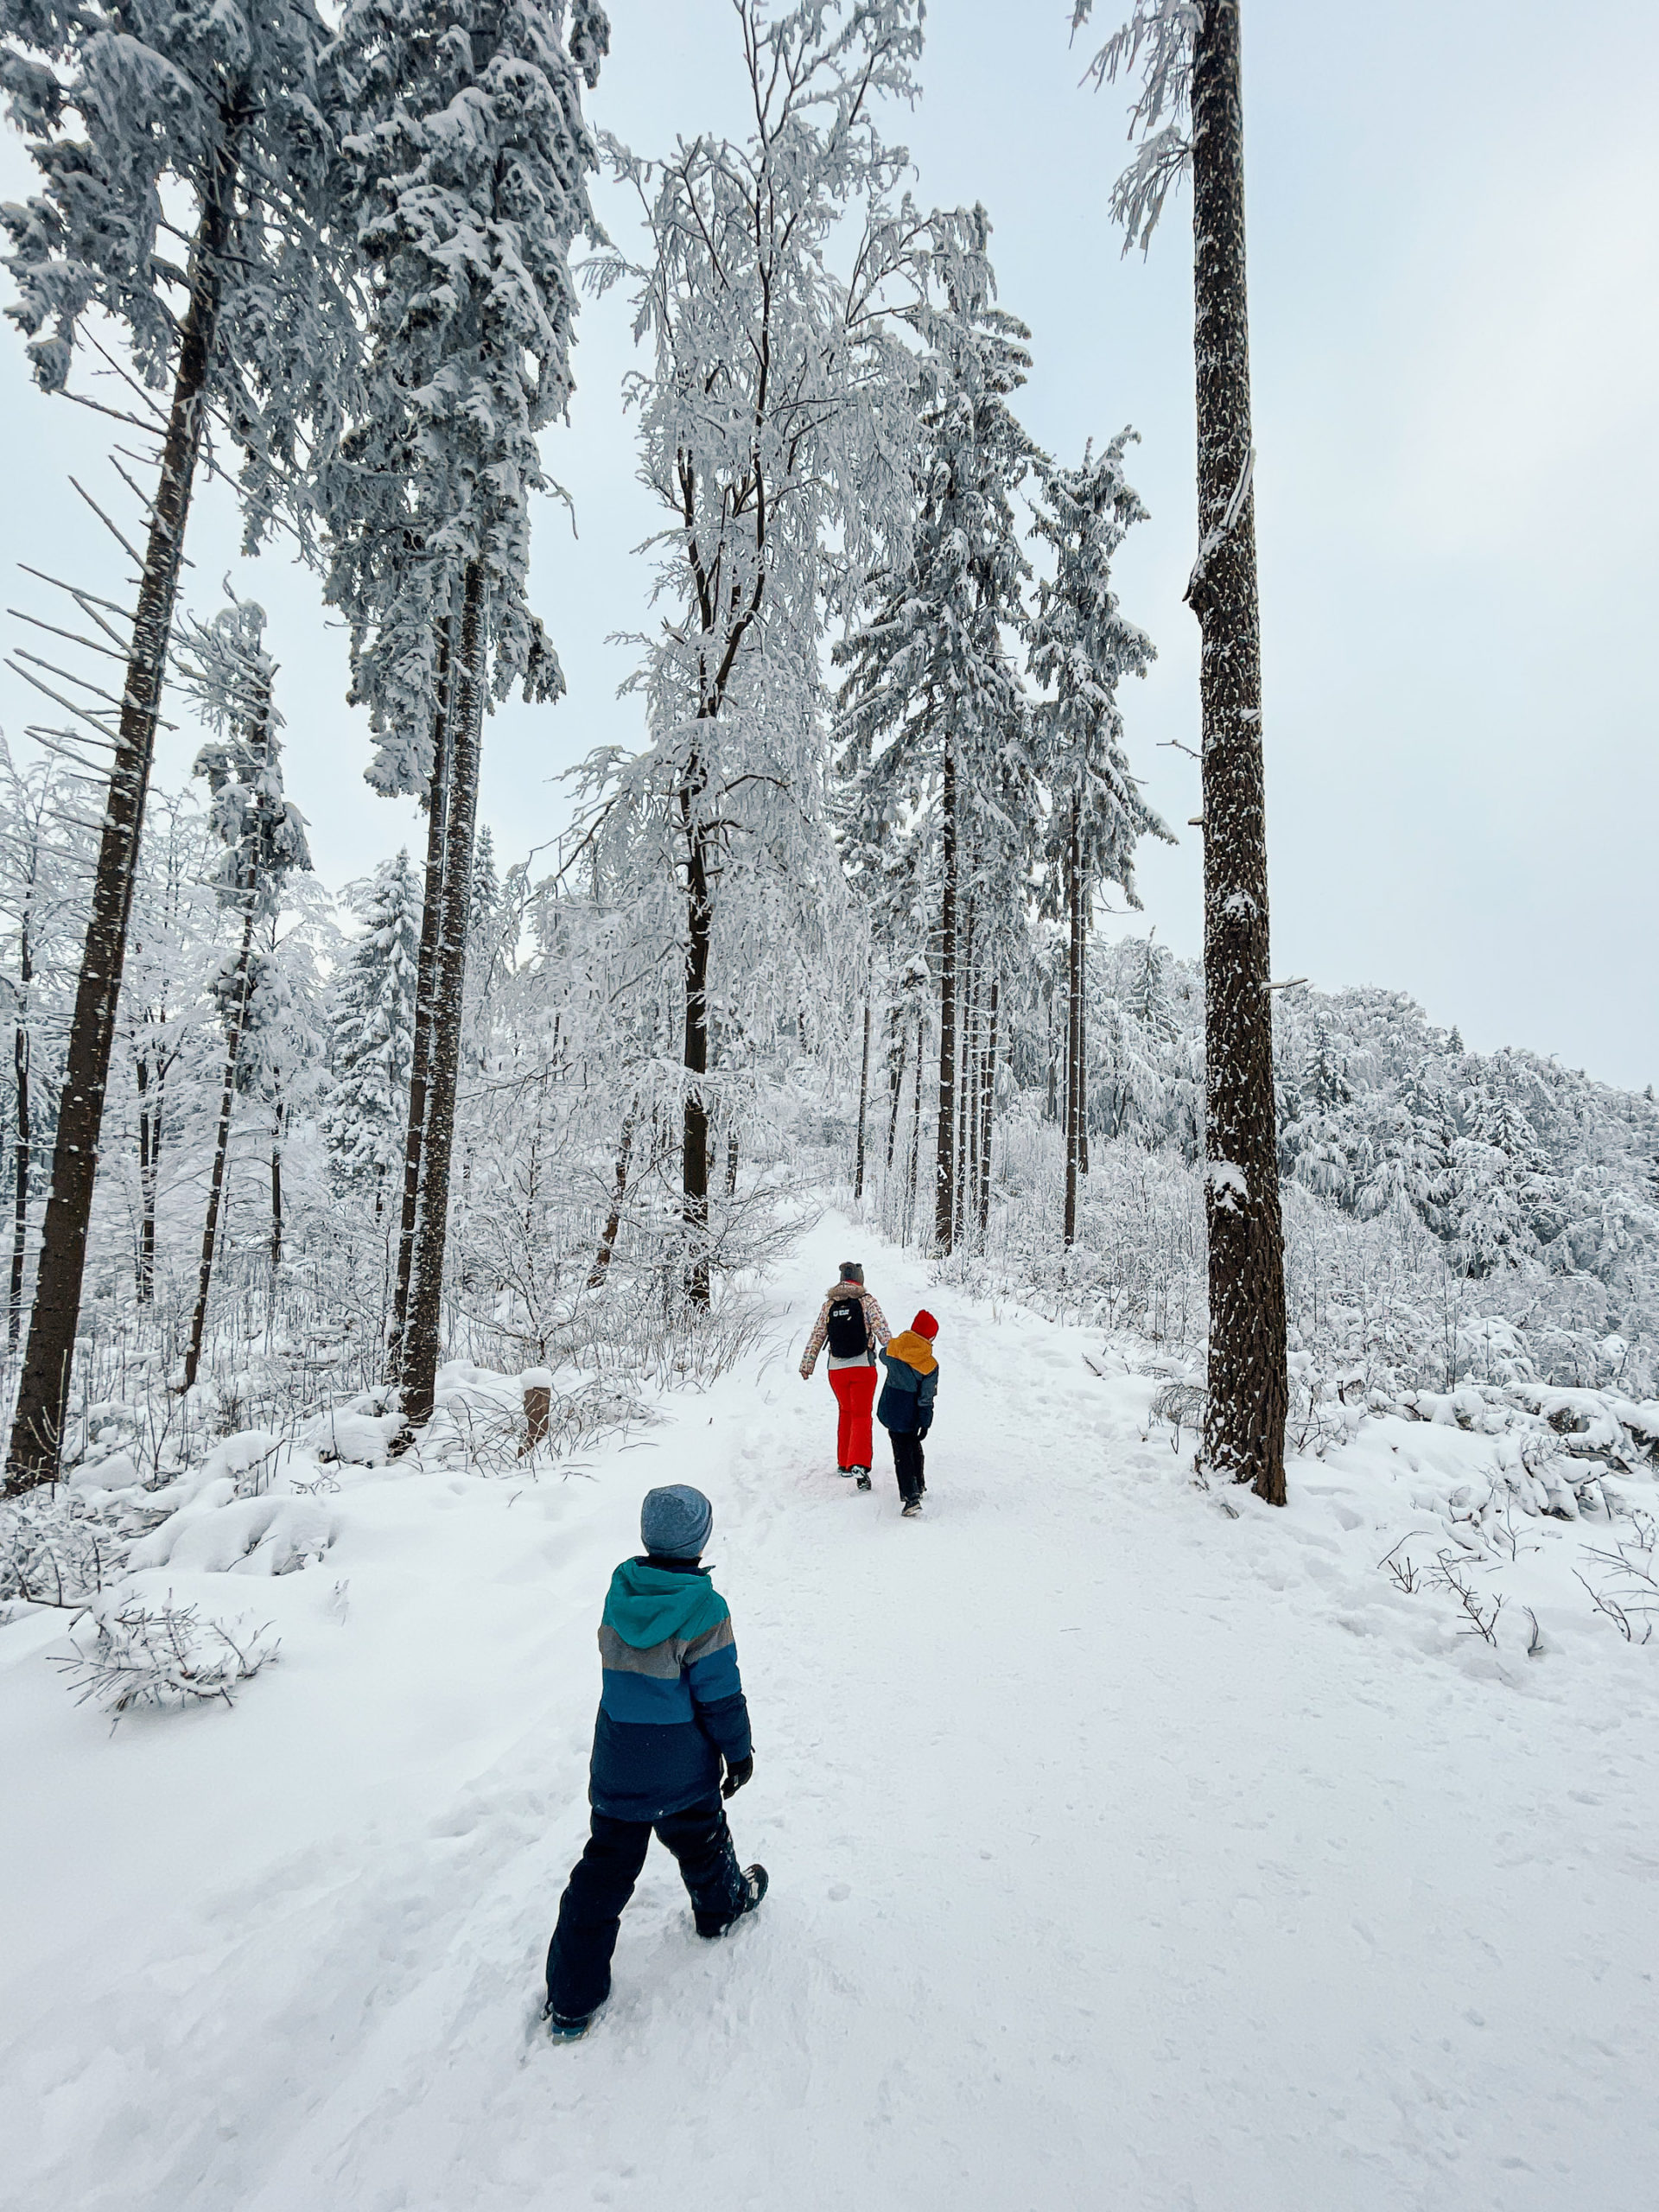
[640,1484,714,1560]
[839,1260,865,1284]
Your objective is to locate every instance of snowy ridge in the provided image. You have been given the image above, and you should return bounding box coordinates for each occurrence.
[3,1213,1657,2209]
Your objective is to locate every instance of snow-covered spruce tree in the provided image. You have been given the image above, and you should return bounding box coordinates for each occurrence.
[836,207,1042,1255]
[0,0,355,1486]
[237,883,334,1272]
[575,0,922,1305]
[1029,435,1170,1249]
[322,0,606,1421]
[1075,0,1287,1501]
[326,851,422,1211]
[174,598,311,1389]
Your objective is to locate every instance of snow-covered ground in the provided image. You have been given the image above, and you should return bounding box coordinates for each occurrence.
[3,1211,1657,2212]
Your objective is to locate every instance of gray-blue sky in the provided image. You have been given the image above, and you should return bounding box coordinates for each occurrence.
[2,0,1655,1085]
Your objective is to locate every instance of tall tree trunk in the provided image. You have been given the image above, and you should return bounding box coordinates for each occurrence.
[906,1007,925,1241]
[1189,0,1287,1504]
[725,1127,739,1198]
[401,563,484,1431]
[933,739,958,1254]
[182,899,257,1391]
[388,620,454,1376]
[135,1051,154,1305]
[10,903,31,1347]
[679,741,714,1306]
[978,975,999,1236]
[6,104,245,1488]
[1064,805,1082,1250]
[270,1101,285,1272]
[853,989,872,1201]
[885,1000,906,1172]
[588,1100,636,1289]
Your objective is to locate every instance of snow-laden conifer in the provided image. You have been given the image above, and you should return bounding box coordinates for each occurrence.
[1029,434,1170,1247]
[0,0,356,1485]
[1072,0,1288,1502]
[327,852,421,1206]
[836,207,1041,1252]
[173,597,311,1388]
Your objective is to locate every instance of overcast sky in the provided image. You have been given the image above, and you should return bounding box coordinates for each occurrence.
[2,0,1656,1088]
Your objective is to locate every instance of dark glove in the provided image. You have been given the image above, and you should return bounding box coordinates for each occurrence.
[721,1754,753,1800]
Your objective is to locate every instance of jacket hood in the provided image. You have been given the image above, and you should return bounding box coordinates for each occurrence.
[885,1329,938,1376]
[603,1558,726,1649]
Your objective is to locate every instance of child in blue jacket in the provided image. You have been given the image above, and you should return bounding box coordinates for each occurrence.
[877,1308,939,1517]
[543,1484,766,2039]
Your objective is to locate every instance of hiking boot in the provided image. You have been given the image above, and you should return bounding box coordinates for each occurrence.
[837,1465,854,1478]
[697,1863,769,1939]
[901,1497,923,1517]
[543,2000,599,2043]
[855,1469,872,1491]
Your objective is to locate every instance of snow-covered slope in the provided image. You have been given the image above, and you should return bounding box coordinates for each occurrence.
[3,1213,1656,2211]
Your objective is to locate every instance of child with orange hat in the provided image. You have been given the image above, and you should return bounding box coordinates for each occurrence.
[875,1309,939,1517]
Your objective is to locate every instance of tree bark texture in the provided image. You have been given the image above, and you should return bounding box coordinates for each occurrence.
[1064,807,1083,1250]
[933,740,958,1254]
[6,111,244,1488]
[388,620,453,1376]
[853,991,872,1201]
[10,899,31,1347]
[588,1102,636,1288]
[135,1050,158,1306]
[182,899,257,1391]
[270,1102,285,1272]
[400,562,485,1431]
[978,975,999,1235]
[1188,0,1288,1504]
[679,740,714,1306]
[885,1002,906,1172]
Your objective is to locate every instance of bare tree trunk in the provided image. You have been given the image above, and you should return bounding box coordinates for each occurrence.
[853,989,872,1201]
[906,1007,925,1242]
[588,1100,637,1289]
[1064,805,1082,1250]
[978,974,998,1236]
[270,1101,285,1272]
[725,1127,739,1198]
[679,741,714,1306]
[6,103,245,1488]
[1190,0,1287,1504]
[401,562,484,1432]
[135,1051,156,1305]
[885,1001,906,1172]
[388,620,453,1376]
[933,739,958,1253]
[183,899,257,1391]
[10,901,31,1347]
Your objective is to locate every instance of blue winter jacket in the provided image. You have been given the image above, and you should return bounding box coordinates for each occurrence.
[877,1338,938,1437]
[588,1557,753,1821]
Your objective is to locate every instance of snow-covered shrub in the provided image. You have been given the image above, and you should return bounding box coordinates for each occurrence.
[55,1601,279,1719]
[0,1493,130,1612]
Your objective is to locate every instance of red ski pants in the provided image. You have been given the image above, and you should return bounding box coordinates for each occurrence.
[827,1364,877,1471]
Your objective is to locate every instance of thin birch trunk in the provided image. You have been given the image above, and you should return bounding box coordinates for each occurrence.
[388,620,453,1376]
[400,561,484,1431]
[933,739,958,1253]
[6,99,245,1489]
[1190,0,1288,1503]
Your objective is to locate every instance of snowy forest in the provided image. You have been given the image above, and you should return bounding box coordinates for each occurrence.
[2,1,1657,2203]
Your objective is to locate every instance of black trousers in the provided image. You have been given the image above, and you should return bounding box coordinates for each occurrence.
[889,1429,925,1502]
[545,1796,745,2019]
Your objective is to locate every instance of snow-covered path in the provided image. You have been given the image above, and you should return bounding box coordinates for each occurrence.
[3,1212,1657,2211]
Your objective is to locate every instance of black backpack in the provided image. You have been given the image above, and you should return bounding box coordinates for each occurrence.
[825,1294,869,1359]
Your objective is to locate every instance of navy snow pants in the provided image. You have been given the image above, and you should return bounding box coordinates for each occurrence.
[545,1796,746,2019]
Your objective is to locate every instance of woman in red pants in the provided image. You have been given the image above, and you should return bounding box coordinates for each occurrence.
[799,1261,891,1488]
